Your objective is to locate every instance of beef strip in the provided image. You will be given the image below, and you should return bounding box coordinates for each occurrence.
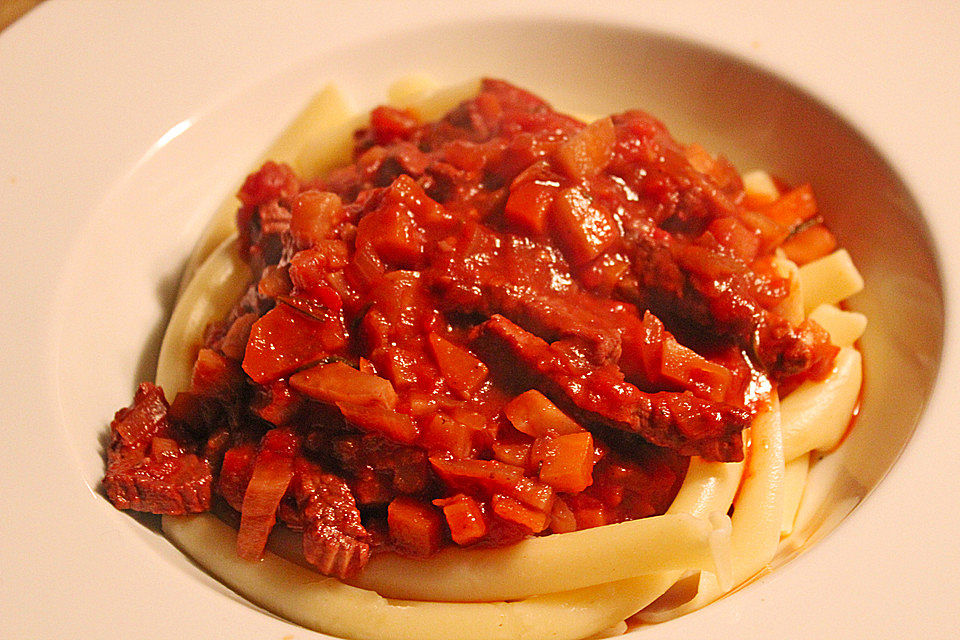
[480,315,747,462]
[626,221,836,381]
[427,223,629,365]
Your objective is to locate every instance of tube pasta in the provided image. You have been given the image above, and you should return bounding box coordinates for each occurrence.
[637,400,785,622]
[808,304,867,348]
[162,513,679,640]
[349,511,730,601]
[780,453,810,537]
[798,249,864,314]
[781,347,862,462]
[156,235,249,398]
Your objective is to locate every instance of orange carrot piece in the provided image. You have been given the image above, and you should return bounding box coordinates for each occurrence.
[504,180,558,236]
[434,494,488,546]
[761,183,818,231]
[387,496,443,556]
[781,223,838,265]
[535,432,596,493]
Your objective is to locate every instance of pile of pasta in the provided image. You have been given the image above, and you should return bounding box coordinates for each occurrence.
[158,76,865,640]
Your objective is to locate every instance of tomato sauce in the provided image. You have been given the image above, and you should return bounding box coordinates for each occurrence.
[103,79,840,579]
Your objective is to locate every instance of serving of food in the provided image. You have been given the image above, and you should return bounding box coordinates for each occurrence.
[102,77,865,639]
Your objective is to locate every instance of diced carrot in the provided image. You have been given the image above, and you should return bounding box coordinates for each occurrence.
[781,223,838,265]
[387,496,443,556]
[503,390,582,437]
[660,336,733,402]
[433,494,488,546]
[708,216,760,263]
[535,432,596,493]
[738,209,790,254]
[289,190,344,246]
[551,186,619,266]
[761,183,818,231]
[355,202,425,268]
[257,264,293,299]
[242,303,345,383]
[236,429,298,561]
[684,143,715,175]
[420,413,478,459]
[491,494,549,534]
[370,106,420,145]
[554,117,616,180]
[336,402,419,444]
[504,180,558,235]
[427,333,489,399]
[289,361,398,409]
[191,348,242,398]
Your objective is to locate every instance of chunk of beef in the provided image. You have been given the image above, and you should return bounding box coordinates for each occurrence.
[104,383,212,514]
[292,458,371,579]
[480,315,748,462]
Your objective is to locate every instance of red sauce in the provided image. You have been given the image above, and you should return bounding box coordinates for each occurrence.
[103,79,841,579]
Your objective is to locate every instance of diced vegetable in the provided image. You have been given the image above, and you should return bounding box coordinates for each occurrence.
[660,336,733,402]
[551,186,619,266]
[503,390,582,437]
[490,494,549,534]
[242,303,345,383]
[504,180,558,235]
[761,183,817,231]
[289,361,398,409]
[433,494,488,545]
[290,190,344,246]
[554,117,615,180]
[191,348,242,398]
[336,402,419,444]
[781,223,838,265]
[534,432,596,493]
[427,333,489,399]
[388,495,443,556]
[236,429,298,560]
[420,413,479,459]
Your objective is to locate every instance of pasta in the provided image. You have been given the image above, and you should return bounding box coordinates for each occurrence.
[103,76,867,639]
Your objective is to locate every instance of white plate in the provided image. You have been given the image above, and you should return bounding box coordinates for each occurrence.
[2,1,959,638]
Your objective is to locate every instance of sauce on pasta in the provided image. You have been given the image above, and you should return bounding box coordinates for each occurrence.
[104,79,847,588]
